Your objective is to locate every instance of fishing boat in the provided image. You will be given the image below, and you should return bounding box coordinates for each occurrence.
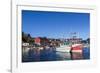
[56,45,71,52]
[71,44,83,53]
[71,44,83,59]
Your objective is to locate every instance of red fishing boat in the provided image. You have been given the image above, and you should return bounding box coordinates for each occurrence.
[71,44,83,52]
[71,44,83,59]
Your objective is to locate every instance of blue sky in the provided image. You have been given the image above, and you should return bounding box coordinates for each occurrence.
[22,10,90,40]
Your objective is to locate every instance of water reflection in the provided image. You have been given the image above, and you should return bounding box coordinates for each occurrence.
[22,47,90,62]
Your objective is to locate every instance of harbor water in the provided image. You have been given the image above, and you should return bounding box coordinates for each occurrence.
[22,47,90,62]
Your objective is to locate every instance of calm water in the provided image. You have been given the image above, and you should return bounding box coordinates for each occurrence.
[22,48,90,62]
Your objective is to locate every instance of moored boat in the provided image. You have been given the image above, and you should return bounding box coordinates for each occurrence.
[71,44,83,53]
[71,44,83,59]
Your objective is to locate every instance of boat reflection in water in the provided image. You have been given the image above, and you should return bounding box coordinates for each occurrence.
[22,44,90,62]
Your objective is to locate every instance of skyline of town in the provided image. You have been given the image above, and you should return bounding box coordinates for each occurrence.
[22,10,90,40]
